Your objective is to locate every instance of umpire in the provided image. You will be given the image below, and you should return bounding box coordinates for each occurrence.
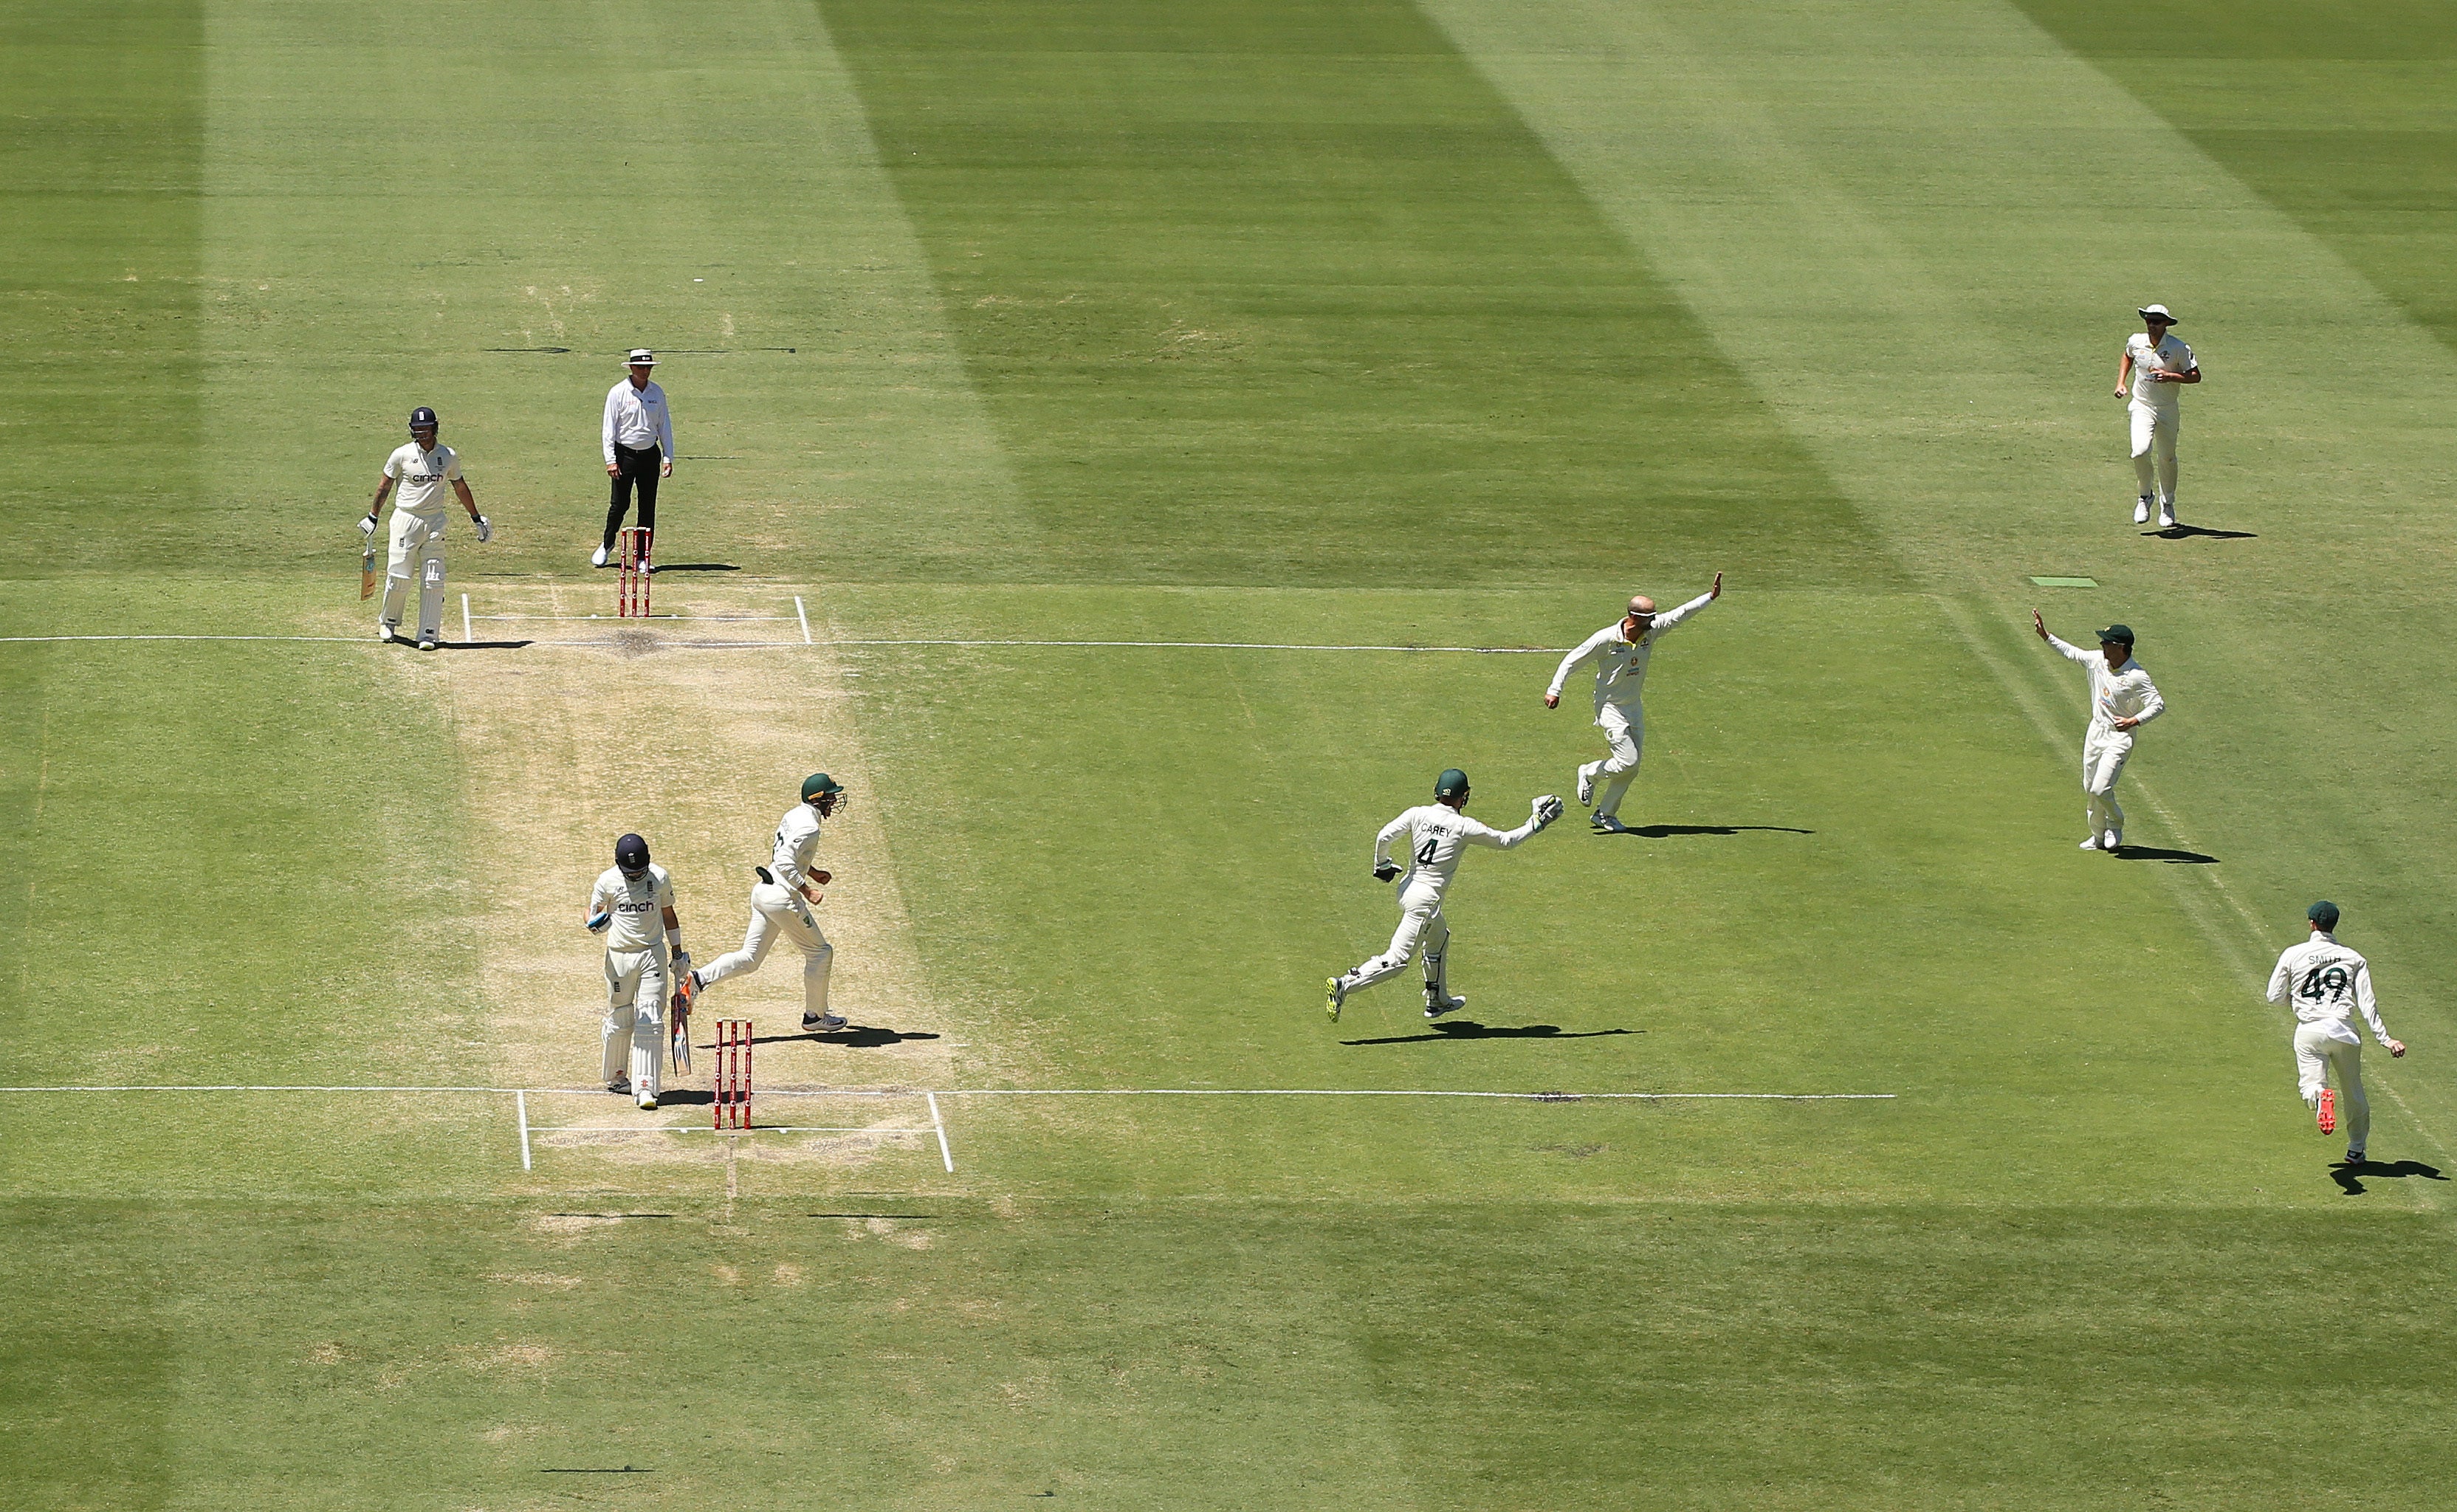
[594,348,674,567]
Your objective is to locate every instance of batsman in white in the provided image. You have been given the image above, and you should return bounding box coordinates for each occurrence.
[1325,769,1563,1022]
[587,832,693,1110]
[2268,901,2406,1167]
[357,406,491,650]
[2033,613,2165,852]
[1544,572,1722,834]
[685,773,849,1034]
[2114,303,2199,529]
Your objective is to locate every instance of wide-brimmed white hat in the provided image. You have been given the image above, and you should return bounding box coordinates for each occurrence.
[2136,304,2177,325]
[626,348,658,365]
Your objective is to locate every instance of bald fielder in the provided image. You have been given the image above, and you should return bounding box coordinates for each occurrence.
[684,774,849,1034]
[1544,573,1723,834]
[2268,901,2406,1166]
[2033,613,2165,852]
[587,833,693,1110]
[357,406,492,650]
[2115,303,2199,529]
[1325,769,1563,1022]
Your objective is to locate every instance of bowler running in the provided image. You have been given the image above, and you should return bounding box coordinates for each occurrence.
[1326,769,1563,1022]
[2268,901,2407,1166]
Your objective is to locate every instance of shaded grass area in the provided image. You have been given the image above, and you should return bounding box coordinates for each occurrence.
[2016,0,2457,347]
[2,1198,2451,1510]
[822,0,1901,588]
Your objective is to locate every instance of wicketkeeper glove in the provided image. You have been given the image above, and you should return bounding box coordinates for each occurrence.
[1374,860,1401,882]
[1533,795,1565,828]
[358,512,379,537]
[472,514,492,543]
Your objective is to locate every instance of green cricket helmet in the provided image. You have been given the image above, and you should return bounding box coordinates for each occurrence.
[802,772,848,816]
[1434,769,1471,802]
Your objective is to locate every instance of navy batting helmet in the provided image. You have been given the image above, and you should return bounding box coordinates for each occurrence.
[408,406,439,433]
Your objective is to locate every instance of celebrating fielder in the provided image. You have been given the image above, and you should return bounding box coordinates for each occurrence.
[1325,769,1562,1022]
[2267,901,2406,1166]
[2034,614,2165,852]
[588,833,693,1110]
[358,406,491,650]
[686,774,849,1034]
[1544,572,1723,834]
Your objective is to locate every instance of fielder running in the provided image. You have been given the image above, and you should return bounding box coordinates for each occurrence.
[358,406,492,650]
[2033,614,2165,852]
[685,774,848,1034]
[1325,769,1563,1022]
[2114,303,2199,529]
[587,833,693,1110]
[1544,573,1722,834]
[2267,901,2406,1166]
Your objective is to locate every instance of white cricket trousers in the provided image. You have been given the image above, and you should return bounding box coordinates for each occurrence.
[1341,877,1451,997]
[380,510,450,641]
[2081,726,2133,838]
[1581,701,1643,819]
[696,881,833,1019]
[602,946,669,1096]
[2129,402,2179,509]
[2294,1023,2370,1150]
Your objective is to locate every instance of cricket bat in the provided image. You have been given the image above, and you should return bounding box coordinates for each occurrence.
[360,541,377,600]
[670,997,693,1073]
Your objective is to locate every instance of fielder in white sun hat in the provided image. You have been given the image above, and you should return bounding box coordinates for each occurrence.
[2136,303,2176,325]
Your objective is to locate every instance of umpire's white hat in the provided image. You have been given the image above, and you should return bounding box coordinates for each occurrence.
[626,348,658,365]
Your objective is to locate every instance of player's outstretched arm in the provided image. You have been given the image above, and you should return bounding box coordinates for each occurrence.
[1372,811,1410,879]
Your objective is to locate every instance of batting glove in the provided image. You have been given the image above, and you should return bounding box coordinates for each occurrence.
[585,911,611,934]
[472,514,492,543]
[672,949,692,978]
[1374,860,1400,883]
[1533,795,1565,828]
[358,512,379,537]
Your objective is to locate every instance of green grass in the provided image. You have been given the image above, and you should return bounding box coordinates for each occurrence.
[3,0,2454,1507]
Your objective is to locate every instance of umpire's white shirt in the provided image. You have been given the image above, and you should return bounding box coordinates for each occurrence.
[602,379,674,462]
[591,865,675,956]
[383,441,461,517]
[1374,805,1541,894]
[2126,332,2196,409]
[2268,934,2393,1047]
[1547,593,1714,715]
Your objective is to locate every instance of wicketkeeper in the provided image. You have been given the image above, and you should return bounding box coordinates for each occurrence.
[358,406,490,650]
[588,832,693,1110]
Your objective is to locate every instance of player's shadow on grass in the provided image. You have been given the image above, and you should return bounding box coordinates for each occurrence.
[645,563,740,574]
[1341,1021,1639,1047]
[2113,845,2219,864]
[2329,1157,2447,1195]
[651,1087,713,1106]
[438,639,535,651]
[2143,523,2256,540]
[755,1025,941,1049]
[1601,823,1813,839]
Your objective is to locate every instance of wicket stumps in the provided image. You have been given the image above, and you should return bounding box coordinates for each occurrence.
[617,526,653,617]
[715,1018,752,1130]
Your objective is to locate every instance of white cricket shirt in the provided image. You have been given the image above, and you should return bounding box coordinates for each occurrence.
[602,378,674,461]
[769,804,824,892]
[2126,332,2196,408]
[591,865,676,955]
[382,441,462,517]
[1546,592,1715,715]
[1374,803,1541,892]
[2267,934,2392,1046]
[2046,636,2164,734]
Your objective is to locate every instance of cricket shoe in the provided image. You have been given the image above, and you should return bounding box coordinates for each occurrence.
[2317,1088,2337,1135]
[636,1091,659,1110]
[1324,975,1347,1023]
[1575,765,1596,808]
[803,1012,848,1033]
[376,622,398,644]
[2157,504,2177,529]
[1592,814,1628,834]
[2078,835,2101,850]
[591,544,610,568]
[2342,1148,2367,1168]
[2103,829,2122,852]
[1423,993,1466,1020]
[416,634,438,652]
[2134,496,2152,525]
[607,1076,631,1096]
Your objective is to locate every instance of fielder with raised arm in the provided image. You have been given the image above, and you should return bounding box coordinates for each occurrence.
[685,774,848,1034]
[2033,613,2164,852]
[1325,769,1562,1022]
[587,833,693,1110]
[357,406,491,650]
[2268,901,2406,1166]
[1544,573,1722,834]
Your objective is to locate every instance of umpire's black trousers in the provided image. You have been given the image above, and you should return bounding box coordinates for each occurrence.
[603,443,662,547]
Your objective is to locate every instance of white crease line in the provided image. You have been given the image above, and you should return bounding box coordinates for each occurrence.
[461,594,472,643]
[0,632,1564,655]
[470,614,789,622]
[935,1088,1894,1100]
[795,595,812,645]
[515,1089,532,1172]
[0,634,367,645]
[927,1090,955,1172]
[529,1124,931,1135]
